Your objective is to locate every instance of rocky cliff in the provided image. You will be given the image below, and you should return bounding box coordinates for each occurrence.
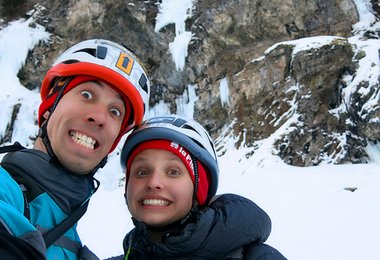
[0,0,379,166]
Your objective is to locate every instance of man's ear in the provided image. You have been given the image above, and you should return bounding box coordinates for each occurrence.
[124,193,128,206]
[37,111,50,138]
[43,111,50,120]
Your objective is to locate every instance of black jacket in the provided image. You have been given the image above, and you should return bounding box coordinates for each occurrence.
[119,193,287,259]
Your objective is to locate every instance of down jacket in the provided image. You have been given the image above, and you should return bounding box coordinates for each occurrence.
[120,193,287,260]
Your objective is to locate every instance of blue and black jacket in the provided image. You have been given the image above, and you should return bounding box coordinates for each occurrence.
[0,148,97,259]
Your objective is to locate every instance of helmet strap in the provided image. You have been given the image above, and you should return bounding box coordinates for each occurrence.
[191,154,199,203]
[40,122,55,160]
[50,76,74,112]
[38,77,73,161]
[180,201,199,226]
[89,156,108,176]
[179,154,200,225]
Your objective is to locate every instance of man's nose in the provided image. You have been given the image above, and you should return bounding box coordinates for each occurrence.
[86,105,107,127]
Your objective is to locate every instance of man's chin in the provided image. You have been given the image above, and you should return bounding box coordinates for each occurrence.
[59,157,97,175]
[66,165,92,175]
[56,146,109,174]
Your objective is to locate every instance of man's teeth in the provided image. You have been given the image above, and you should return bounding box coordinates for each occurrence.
[70,131,96,150]
[143,199,169,206]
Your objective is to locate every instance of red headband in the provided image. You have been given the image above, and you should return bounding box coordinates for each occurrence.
[126,140,210,206]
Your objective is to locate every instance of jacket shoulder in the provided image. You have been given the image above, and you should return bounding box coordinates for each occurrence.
[244,243,287,260]
[0,166,24,211]
[209,193,272,242]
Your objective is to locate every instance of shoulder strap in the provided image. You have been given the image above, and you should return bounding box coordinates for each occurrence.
[0,142,25,154]
[0,142,31,219]
[43,200,89,248]
[43,178,100,248]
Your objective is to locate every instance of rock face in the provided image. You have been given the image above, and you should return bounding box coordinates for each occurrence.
[1,0,379,166]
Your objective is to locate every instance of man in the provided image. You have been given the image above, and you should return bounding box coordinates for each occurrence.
[0,39,150,259]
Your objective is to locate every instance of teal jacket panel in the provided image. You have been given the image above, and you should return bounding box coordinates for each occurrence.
[0,166,82,259]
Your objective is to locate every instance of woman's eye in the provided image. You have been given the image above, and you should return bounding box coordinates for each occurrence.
[110,108,121,117]
[168,169,181,177]
[81,90,93,100]
[135,169,148,177]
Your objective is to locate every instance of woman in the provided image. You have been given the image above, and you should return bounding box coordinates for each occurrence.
[116,115,287,259]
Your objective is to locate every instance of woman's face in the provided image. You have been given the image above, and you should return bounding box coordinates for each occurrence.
[126,149,194,227]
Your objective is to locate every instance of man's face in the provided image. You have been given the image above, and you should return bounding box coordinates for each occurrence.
[45,80,125,174]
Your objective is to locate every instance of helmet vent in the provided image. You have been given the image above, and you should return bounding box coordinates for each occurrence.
[181,124,198,133]
[139,74,148,92]
[96,46,107,59]
[62,59,79,64]
[73,47,107,60]
[74,48,96,57]
[173,118,187,127]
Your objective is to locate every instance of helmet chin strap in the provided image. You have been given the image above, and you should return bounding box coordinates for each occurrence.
[180,155,199,225]
[191,155,199,203]
[38,120,55,160]
[38,77,73,161]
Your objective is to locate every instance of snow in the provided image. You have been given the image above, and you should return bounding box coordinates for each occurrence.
[219,77,230,107]
[175,84,198,118]
[155,0,195,71]
[0,15,49,147]
[168,31,192,71]
[365,141,380,162]
[264,36,346,58]
[0,1,379,260]
[352,0,377,33]
[146,84,198,119]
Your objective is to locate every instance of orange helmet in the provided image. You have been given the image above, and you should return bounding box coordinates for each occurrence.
[39,39,150,152]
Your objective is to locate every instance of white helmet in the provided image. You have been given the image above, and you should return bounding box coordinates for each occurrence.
[120,115,219,204]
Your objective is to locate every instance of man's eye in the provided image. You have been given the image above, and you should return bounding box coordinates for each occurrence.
[81,90,93,99]
[110,108,121,117]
